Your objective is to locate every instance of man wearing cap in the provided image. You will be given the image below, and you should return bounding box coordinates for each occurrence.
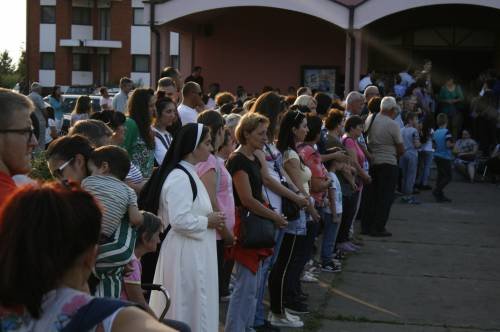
[362,96,404,237]
[28,82,47,150]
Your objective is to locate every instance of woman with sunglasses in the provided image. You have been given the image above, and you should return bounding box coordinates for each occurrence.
[0,182,174,331]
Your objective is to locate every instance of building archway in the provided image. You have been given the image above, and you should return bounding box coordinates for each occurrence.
[360,4,500,89]
[353,0,500,29]
[152,6,348,95]
[147,0,349,29]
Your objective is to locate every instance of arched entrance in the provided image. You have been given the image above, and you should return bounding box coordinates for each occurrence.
[151,6,348,94]
[359,4,500,87]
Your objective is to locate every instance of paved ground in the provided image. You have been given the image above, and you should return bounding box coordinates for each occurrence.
[294,179,500,331]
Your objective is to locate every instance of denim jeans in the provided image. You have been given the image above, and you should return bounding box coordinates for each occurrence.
[416,150,433,186]
[320,212,340,264]
[225,261,263,331]
[399,152,418,195]
[254,230,284,327]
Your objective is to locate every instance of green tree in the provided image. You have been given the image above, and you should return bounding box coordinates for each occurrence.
[16,49,26,81]
[0,50,14,75]
[0,50,22,89]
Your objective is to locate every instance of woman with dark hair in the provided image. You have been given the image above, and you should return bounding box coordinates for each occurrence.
[70,95,92,127]
[46,134,94,183]
[148,123,225,332]
[224,113,287,332]
[0,182,173,331]
[297,114,331,282]
[439,77,464,140]
[314,92,332,118]
[195,110,235,301]
[123,88,156,178]
[338,116,370,252]
[250,92,308,329]
[251,91,286,141]
[152,97,177,166]
[47,85,64,131]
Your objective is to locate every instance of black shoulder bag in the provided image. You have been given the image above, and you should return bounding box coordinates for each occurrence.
[239,152,276,249]
[264,144,300,221]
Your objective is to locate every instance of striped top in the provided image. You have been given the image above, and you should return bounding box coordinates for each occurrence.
[82,175,138,236]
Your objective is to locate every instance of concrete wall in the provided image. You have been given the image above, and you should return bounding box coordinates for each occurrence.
[185,8,346,94]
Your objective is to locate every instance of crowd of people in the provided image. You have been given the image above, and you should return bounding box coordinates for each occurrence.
[1,59,500,332]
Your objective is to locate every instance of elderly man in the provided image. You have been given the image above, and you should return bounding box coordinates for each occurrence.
[112,77,133,113]
[27,82,47,151]
[362,97,404,237]
[344,91,365,118]
[0,89,38,204]
[361,85,380,117]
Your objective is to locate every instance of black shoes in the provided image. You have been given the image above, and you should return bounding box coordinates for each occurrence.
[284,301,310,314]
[369,230,392,237]
[433,190,452,203]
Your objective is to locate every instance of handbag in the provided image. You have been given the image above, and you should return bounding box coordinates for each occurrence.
[264,144,301,221]
[239,207,276,249]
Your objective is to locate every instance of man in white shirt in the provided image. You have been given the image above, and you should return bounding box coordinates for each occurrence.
[112,77,133,113]
[358,70,375,92]
[178,82,204,125]
[99,87,113,111]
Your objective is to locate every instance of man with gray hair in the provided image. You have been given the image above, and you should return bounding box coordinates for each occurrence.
[344,91,365,118]
[362,96,404,237]
[28,82,47,150]
[361,85,380,117]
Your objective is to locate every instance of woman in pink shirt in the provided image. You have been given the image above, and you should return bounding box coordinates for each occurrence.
[339,115,371,252]
[195,110,235,299]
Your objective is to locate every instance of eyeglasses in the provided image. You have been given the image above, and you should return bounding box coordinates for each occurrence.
[0,127,35,142]
[51,157,74,179]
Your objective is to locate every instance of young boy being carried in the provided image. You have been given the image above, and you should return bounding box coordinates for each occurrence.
[82,145,144,298]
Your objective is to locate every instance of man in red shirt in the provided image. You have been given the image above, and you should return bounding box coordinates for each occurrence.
[0,88,37,205]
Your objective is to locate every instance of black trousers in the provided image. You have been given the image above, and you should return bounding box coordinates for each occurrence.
[216,240,234,297]
[434,157,452,196]
[337,191,360,243]
[269,233,298,314]
[361,163,399,233]
[477,116,498,156]
[283,234,308,304]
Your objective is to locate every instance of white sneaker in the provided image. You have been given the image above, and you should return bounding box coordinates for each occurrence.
[285,309,302,322]
[269,312,304,328]
[269,310,301,322]
[301,271,319,283]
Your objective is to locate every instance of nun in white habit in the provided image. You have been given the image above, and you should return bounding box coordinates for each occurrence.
[149,123,226,332]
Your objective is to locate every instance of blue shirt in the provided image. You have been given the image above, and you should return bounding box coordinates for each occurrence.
[401,126,419,156]
[433,128,453,160]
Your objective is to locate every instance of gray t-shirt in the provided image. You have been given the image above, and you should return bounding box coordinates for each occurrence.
[365,113,403,166]
[401,126,419,156]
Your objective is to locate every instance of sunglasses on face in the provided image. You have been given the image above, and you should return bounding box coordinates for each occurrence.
[51,157,74,179]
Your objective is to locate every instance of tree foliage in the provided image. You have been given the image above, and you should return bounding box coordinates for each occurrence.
[0,49,24,89]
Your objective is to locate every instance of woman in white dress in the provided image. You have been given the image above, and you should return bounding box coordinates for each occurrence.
[148,123,226,332]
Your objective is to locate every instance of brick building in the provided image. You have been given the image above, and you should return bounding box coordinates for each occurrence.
[27,0,153,89]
